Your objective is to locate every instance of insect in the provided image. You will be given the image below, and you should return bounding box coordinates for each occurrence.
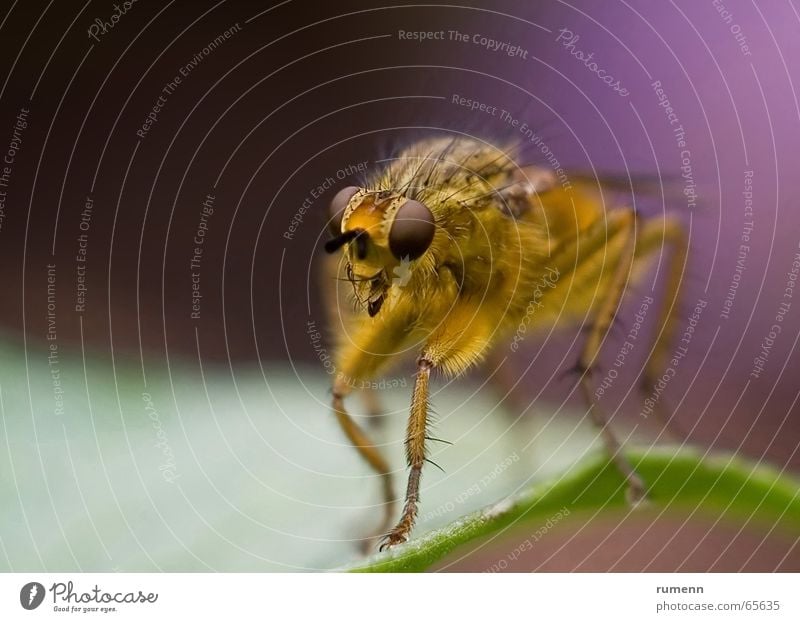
[322,136,687,550]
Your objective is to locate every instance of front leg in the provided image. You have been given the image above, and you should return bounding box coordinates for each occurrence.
[331,301,419,549]
[380,355,433,550]
[380,300,493,549]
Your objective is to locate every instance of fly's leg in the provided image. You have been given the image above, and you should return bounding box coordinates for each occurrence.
[574,209,649,504]
[328,306,416,550]
[321,252,387,429]
[379,355,433,550]
[634,215,689,439]
[381,298,493,549]
[332,377,395,550]
[360,388,386,429]
[484,349,534,420]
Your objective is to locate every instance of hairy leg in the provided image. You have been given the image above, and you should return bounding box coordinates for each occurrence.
[381,297,494,549]
[329,305,417,549]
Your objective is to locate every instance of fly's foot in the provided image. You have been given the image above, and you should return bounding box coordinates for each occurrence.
[625,472,649,507]
[378,528,409,551]
[358,531,382,555]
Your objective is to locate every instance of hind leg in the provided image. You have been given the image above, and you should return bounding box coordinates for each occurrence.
[483,348,535,420]
[633,214,690,440]
[573,209,648,503]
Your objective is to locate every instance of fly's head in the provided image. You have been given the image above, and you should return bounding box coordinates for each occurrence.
[324,186,435,317]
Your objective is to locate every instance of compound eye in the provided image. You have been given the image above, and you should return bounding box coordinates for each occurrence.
[328,186,359,234]
[389,199,435,260]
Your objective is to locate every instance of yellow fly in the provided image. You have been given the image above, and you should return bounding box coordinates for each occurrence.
[322,136,687,550]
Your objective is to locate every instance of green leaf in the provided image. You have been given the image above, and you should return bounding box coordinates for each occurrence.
[344,448,800,572]
[2,334,797,571]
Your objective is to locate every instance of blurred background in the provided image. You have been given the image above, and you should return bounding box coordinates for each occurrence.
[0,0,798,571]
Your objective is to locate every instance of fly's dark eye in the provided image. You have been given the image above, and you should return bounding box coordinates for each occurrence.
[328,186,359,234]
[389,199,435,260]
